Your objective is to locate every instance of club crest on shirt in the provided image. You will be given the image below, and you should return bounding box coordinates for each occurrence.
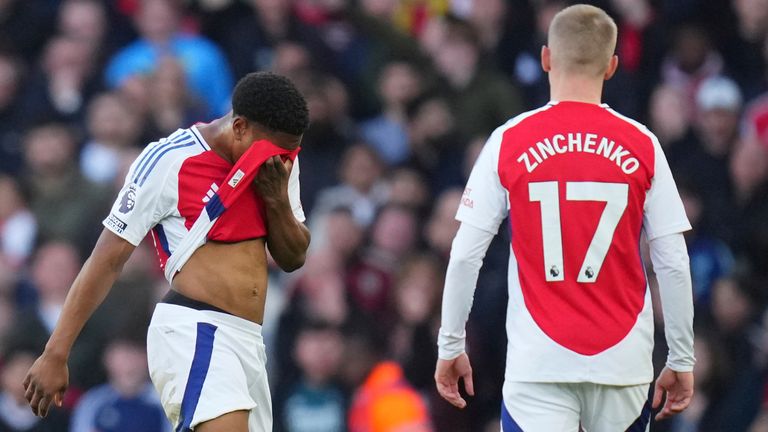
[118,184,138,214]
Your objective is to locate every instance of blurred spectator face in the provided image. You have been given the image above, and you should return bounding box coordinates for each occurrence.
[58,0,106,44]
[31,242,81,303]
[294,326,344,384]
[672,26,711,74]
[536,1,566,36]
[379,62,421,108]
[0,176,23,221]
[136,0,181,43]
[253,0,291,21]
[649,84,690,144]
[463,136,485,180]
[324,209,364,259]
[409,97,454,144]
[387,168,428,209]
[339,145,383,193]
[87,93,142,147]
[469,0,506,30]
[433,25,480,88]
[361,0,397,19]
[42,36,96,84]
[419,17,447,58]
[151,57,187,104]
[425,188,462,255]
[371,206,417,256]
[0,296,15,345]
[105,341,149,396]
[679,187,703,228]
[323,77,350,123]
[118,75,151,116]
[23,124,77,176]
[730,138,768,196]
[296,250,348,324]
[733,0,768,39]
[0,351,35,403]
[712,277,751,332]
[394,255,443,325]
[0,54,21,110]
[271,42,311,79]
[695,76,742,155]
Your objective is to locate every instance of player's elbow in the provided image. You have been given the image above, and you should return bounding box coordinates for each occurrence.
[277,253,306,273]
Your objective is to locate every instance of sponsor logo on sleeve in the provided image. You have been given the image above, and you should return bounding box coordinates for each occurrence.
[461,187,474,208]
[118,184,138,213]
[228,169,245,187]
[105,214,128,233]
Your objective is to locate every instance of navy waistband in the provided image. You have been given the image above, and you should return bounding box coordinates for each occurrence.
[161,290,232,316]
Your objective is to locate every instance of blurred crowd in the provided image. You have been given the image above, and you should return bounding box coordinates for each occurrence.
[0,0,768,431]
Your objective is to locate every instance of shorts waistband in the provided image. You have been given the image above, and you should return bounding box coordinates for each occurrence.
[155,292,262,337]
[162,290,230,315]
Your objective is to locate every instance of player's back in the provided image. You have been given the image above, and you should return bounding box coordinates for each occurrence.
[464,101,687,385]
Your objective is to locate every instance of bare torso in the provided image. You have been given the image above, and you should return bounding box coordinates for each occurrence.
[171,238,268,324]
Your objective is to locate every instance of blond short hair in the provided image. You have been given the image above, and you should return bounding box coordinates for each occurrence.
[548,4,617,76]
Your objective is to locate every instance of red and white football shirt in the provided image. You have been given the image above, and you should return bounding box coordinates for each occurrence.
[458,101,690,385]
[103,125,305,269]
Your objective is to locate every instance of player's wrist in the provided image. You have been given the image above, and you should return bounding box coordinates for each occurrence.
[42,344,70,363]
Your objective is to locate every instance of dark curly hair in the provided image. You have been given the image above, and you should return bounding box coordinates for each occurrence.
[231,72,310,136]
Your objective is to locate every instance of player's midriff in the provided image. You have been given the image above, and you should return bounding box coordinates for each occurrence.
[171,238,269,324]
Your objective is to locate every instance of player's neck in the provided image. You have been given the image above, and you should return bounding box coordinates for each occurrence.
[549,73,604,105]
[199,114,236,163]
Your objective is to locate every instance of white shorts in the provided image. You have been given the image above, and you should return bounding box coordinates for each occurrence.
[147,303,272,431]
[501,381,651,432]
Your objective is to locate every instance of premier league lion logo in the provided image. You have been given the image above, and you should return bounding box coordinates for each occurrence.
[119,184,137,214]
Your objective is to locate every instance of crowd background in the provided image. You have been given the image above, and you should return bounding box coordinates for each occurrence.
[0,0,767,431]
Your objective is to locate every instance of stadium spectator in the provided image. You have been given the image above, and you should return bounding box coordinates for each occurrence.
[79,92,143,184]
[0,176,36,268]
[277,321,345,432]
[346,205,419,321]
[424,188,462,259]
[56,0,109,58]
[385,168,430,211]
[70,338,169,432]
[677,181,734,309]
[388,253,443,390]
[0,0,56,64]
[429,15,521,137]
[143,57,207,136]
[20,123,109,253]
[344,325,433,432]
[404,92,465,193]
[0,52,25,175]
[311,144,388,228]
[19,35,101,126]
[359,61,424,165]
[105,0,233,118]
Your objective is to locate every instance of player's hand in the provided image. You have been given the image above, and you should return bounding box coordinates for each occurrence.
[255,156,292,205]
[652,367,694,420]
[23,351,69,417]
[435,352,474,409]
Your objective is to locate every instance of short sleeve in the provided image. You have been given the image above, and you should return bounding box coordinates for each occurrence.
[455,129,508,234]
[102,147,172,245]
[643,136,692,240]
[288,156,306,222]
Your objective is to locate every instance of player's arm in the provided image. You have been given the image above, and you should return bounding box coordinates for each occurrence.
[257,155,310,272]
[24,229,135,417]
[643,134,695,420]
[435,126,507,409]
[435,223,495,408]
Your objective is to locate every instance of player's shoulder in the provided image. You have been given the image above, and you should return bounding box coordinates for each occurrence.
[601,107,660,145]
[496,104,557,134]
[129,127,209,187]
